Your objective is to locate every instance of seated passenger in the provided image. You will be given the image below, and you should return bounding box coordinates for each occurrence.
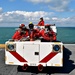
[36,17,44,26]
[20,26,29,40]
[12,24,25,41]
[39,25,56,42]
[28,22,40,41]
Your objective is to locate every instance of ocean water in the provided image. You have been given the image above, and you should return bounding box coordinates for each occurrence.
[57,27,75,44]
[0,27,75,44]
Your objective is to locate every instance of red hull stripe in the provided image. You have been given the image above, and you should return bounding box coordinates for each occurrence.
[9,51,27,62]
[39,52,58,63]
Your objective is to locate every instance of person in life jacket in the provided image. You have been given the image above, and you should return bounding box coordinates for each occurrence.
[28,22,40,41]
[37,17,44,26]
[39,25,56,42]
[12,24,25,41]
[20,26,29,41]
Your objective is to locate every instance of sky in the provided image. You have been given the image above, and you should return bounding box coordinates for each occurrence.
[0,0,75,27]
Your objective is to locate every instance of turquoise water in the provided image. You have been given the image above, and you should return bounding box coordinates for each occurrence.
[57,27,75,44]
[0,27,15,44]
[0,27,75,44]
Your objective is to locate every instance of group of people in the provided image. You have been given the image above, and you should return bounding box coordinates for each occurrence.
[12,17,56,42]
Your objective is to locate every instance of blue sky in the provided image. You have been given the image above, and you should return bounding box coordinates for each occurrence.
[0,0,75,27]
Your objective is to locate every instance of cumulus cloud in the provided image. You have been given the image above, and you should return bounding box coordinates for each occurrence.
[48,0,70,12]
[51,16,75,27]
[27,0,51,3]
[0,10,75,27]
[0,11,54,26]
[26,0,72,12]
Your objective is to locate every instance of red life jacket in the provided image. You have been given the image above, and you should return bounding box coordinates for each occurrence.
[29,29,40,41]
[22,30,29,38]
[40,29,56,41]
[12,31,23,40]
[38,21,44,26]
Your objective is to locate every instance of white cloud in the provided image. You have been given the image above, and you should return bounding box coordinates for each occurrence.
[51,16,75,27]
[0,11,54,26]
[26,0,72,12]
[0,10,75,27]
[48,0,70,12]
[27,0,51,3]
[52,17,58,20]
